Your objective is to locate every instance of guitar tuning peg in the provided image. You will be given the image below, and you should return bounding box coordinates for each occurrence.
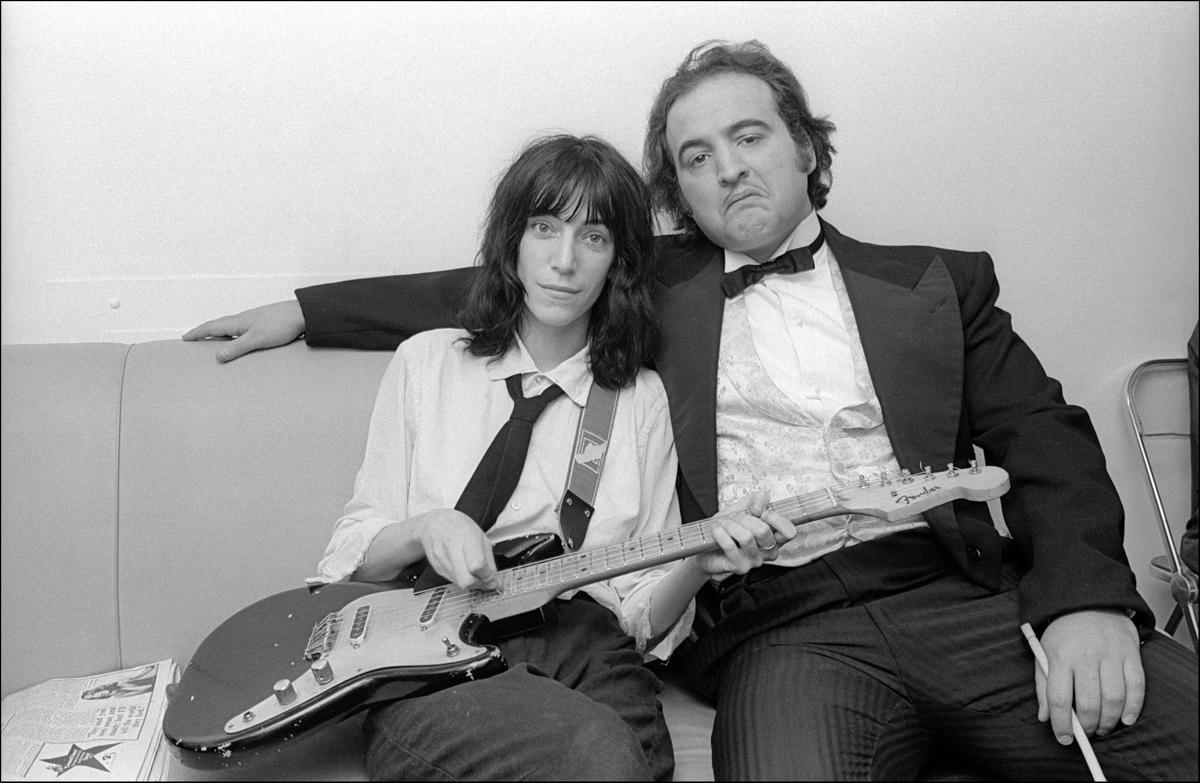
[969,459,980,474]
[946,463,959,477]
[923,465,933,480]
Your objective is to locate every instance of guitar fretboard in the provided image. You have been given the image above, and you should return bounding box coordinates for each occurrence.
[474,478,864,605]
[418,464,1005,619]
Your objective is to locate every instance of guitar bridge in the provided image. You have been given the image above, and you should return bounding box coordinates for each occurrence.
[304,611,342,661]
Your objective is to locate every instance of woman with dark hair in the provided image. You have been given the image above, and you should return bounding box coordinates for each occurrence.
[308,133,792,781]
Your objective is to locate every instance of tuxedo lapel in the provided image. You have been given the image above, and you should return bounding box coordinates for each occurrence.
[654,241,725,519]
[827,224,981,565]
[827,225,964,473]
[652,225,966,521]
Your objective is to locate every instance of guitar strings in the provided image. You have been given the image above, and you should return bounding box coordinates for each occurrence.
[383,469,968,624]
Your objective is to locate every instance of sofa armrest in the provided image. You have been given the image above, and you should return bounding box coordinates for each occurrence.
[2,343,129,697]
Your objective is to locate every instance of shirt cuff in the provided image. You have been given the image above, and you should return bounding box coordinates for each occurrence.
[305,518,391,585]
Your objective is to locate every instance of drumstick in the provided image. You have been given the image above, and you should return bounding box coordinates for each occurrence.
[1020,623,1106,781]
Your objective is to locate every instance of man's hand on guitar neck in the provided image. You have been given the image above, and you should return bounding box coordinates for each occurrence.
[697,491,797,579]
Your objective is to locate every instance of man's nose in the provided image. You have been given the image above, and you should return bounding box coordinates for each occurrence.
[716,147,749,185]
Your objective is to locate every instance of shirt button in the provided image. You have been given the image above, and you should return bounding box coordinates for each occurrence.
[969,546,982,561]
[511,501,521,511]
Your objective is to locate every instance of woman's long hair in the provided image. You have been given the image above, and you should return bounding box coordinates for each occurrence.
[458,134,658,389]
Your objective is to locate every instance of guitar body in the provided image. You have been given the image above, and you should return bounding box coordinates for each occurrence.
[164,581,505,769]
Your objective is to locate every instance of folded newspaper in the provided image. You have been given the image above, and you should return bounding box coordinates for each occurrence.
[1,658,177,781]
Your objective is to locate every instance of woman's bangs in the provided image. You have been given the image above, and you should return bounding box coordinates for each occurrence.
[527,160,618,228]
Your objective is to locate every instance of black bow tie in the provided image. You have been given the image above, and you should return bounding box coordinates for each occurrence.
[721,229,825,299]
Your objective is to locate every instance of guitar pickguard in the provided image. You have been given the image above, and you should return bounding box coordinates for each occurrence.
[224,588,495,734]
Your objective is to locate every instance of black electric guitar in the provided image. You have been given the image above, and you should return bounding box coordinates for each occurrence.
[164,464,1009,769]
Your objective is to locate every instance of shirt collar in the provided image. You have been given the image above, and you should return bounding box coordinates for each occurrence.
[724,209,822,274]
[486,334,593,407]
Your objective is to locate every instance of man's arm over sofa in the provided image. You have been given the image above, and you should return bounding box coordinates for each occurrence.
[183,235,700,362]
[183,267,477,361]
[299,268,477,350]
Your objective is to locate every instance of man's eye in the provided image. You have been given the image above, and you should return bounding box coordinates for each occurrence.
[688,153,710,168]
[530,221,552,235]
[584,232,610,245]
[740,135,761,146]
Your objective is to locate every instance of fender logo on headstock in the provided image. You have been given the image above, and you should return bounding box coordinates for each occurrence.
[892,483,944,505]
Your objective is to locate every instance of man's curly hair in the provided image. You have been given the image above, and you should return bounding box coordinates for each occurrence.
[643,40,837,239]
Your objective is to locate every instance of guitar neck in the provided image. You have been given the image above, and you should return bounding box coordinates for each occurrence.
[463,464,1009,614]
[486,484,850,602]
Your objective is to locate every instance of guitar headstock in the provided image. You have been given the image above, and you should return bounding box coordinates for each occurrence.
[835,464,1010,522]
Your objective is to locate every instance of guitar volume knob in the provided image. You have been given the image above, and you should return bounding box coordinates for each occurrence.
[311,658,334,685]
[273,679,296,705]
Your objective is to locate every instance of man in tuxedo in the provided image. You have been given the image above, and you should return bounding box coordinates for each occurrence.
[186,40,1197,780]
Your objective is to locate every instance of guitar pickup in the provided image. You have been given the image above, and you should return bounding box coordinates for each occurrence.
[419,586,446,626]
[348,605,370,647]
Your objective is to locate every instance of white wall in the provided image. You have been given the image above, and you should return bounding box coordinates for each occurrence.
[3,1,1198,630]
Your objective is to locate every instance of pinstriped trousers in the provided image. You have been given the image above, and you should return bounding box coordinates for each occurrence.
[701,532,1198,781]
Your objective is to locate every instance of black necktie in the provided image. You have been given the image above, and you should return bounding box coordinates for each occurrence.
[455,374,565,532]
[411,374,564,592]
[721,228,825,299]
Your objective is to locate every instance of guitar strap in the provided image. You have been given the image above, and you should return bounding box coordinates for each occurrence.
[558,383,619,551]
[409,381,619,589]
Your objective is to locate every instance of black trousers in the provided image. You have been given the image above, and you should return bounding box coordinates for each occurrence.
[363,596,673,781]
[697,531,1198,780]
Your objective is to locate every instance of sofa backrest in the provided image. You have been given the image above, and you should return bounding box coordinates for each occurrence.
[2,340,393,696]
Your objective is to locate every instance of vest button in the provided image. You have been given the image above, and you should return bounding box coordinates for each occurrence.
[969,546,983,561]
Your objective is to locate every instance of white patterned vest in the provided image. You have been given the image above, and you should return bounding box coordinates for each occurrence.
[715,259,928,568]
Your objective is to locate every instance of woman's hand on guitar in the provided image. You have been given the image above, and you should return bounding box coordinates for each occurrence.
[695,491,796,577]
[415,510,501,591]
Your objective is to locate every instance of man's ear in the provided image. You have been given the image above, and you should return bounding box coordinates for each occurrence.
[795,132,817,176]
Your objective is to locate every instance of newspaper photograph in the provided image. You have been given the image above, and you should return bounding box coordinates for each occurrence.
[1,659,176,781]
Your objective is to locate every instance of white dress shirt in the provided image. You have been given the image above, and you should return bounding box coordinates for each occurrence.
[723,209,864,419]
[309,329,690,658]
[718,210,927,566]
